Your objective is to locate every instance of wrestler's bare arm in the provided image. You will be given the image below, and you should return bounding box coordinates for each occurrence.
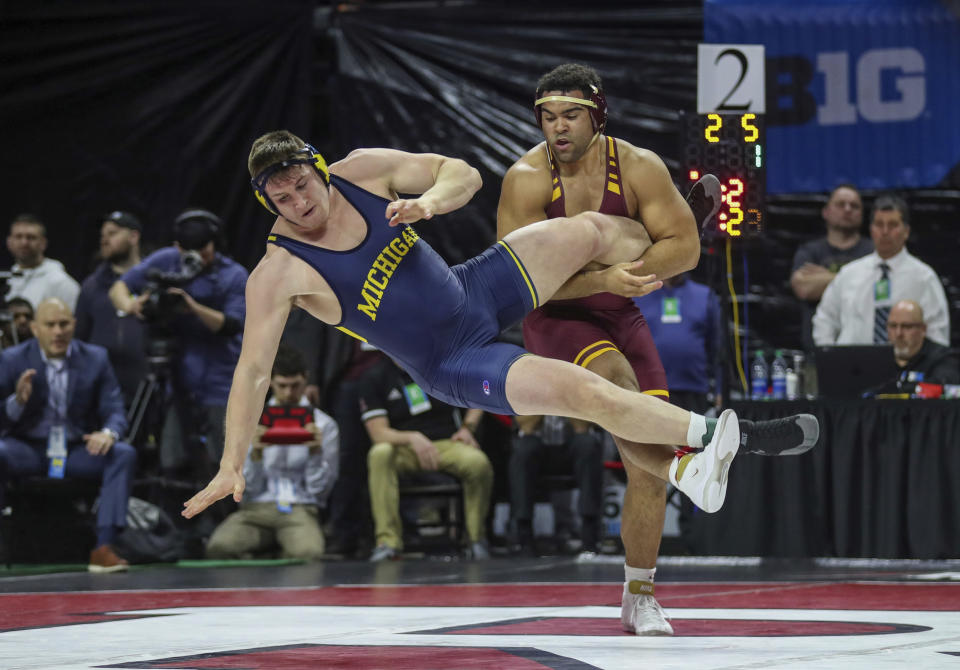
[339,148,482,226]
[182,252,302,517]
[497,160,653,300]
[621,145,700,280]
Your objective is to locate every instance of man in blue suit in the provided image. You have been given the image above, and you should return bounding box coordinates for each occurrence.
[0,298,136,572]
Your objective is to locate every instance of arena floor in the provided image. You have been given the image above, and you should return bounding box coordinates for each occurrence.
[2,555,959,669]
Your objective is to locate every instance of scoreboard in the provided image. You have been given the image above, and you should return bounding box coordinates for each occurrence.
[680,111,766,238]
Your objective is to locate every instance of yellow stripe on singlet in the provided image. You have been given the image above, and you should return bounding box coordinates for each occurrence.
[607,182,621,195]
[573,340,618,367]
[336,325,367,342]
[267,235,277,242]
[580,346,619,368]
[497,240,539,308]
[642,389,670,398]
[607,135,615,158]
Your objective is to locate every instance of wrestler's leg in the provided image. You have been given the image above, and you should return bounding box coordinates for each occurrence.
[501,212,656,304]
[504,354,688,479]
[580,351,668,571]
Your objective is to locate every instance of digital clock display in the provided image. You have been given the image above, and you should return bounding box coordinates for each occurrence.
[680,112,766,238]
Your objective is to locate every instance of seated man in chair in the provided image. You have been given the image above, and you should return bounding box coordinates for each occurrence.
[358,355,493,561]
[0,298,135,572]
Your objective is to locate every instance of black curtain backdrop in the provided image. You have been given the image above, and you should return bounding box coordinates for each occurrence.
[0,1,314,276]
[328,2,703,264]
[688,400,960,560]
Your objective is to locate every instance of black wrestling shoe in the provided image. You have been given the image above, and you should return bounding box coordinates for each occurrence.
[739,414,820,456]
[685,174,722,239]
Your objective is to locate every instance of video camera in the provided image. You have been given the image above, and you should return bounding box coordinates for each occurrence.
[141,250,205,325]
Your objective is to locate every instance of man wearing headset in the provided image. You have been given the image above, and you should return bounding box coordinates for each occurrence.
[109,210,248,480]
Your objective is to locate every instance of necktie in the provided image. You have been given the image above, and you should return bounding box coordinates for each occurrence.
[873,263,891,343]
[47,360,68,424]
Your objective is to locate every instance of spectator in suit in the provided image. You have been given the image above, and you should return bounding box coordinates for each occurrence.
[813,193,950,347]
[1,297,34,348]
[205,345,338,560]
[791,185,873,351]
[873,300,960,394]
[75,211,147,405]
[0,298,135,572]
[358,356,492,562]
[5,213,80,311]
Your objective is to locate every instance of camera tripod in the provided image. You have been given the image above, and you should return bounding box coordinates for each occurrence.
[125,336,177,450]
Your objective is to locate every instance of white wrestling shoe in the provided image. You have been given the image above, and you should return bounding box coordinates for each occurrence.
[670,408,740,513]
[621,581,673,635]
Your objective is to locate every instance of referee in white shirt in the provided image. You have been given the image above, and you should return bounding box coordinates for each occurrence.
[813,193,950,347]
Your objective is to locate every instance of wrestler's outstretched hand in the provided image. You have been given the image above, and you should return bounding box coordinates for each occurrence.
[385,197,436,226]
[182,467,245,518]
[596,260,662,298]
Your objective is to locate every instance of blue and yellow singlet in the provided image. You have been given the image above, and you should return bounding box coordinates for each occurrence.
[268,173,537,413]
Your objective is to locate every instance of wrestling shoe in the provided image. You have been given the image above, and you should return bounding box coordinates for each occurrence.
[739,414,820,456]
[686,173,722,239]
[669,408,739,513]
[621,581,674,636]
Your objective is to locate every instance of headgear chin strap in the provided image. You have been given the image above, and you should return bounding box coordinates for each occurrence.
[534,84,608,134]
[250,143,330,215]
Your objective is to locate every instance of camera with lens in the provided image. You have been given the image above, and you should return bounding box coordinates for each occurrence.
[141,250,205,325]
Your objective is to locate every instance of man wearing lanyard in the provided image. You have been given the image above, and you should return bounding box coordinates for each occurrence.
[0,298,135,572]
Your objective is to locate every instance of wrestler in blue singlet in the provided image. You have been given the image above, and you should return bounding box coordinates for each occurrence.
[268,174,537,413]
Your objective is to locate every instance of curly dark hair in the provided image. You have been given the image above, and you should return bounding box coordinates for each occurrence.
[535,63,603,99]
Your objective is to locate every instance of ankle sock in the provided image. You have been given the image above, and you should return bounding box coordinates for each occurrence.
[686,413,718,449]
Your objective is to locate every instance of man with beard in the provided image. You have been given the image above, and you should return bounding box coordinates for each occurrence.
[75,211,146,406]
[875,299,959,393]
[5,213,81,311]
[791,184,873,350]
[498,64,817,636]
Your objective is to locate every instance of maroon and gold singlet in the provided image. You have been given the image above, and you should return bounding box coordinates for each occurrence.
[522,136,669,397]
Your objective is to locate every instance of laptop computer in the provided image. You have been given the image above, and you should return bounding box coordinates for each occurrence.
[814,345,899,398]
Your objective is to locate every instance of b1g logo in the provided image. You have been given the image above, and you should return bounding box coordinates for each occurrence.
[766,47,926,126]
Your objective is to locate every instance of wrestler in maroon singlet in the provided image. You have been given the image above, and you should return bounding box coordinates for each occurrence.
[522,135,669,399]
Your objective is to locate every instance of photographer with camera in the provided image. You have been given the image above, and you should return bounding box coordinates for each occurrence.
[75,211,147,405]
[108,209,248,481]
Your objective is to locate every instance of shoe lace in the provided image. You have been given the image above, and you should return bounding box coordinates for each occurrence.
[636,594,671,622]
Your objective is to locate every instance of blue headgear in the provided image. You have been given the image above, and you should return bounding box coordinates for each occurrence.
[249,144,330,215]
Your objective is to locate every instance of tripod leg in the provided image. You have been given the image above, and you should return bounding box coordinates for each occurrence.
[126,376,158,445]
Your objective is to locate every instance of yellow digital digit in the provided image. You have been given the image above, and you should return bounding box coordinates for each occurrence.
[741,113,758,142]
[705,113,722,143]
[726,178,744,236]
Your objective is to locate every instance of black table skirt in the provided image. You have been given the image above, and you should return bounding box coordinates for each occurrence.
[685,400,960,559]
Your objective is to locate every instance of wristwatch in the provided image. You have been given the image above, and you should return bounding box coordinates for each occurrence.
[102,428,120,443]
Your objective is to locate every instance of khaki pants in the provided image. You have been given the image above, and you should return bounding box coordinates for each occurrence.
[368,439,493,550]
[205,502,324,560]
